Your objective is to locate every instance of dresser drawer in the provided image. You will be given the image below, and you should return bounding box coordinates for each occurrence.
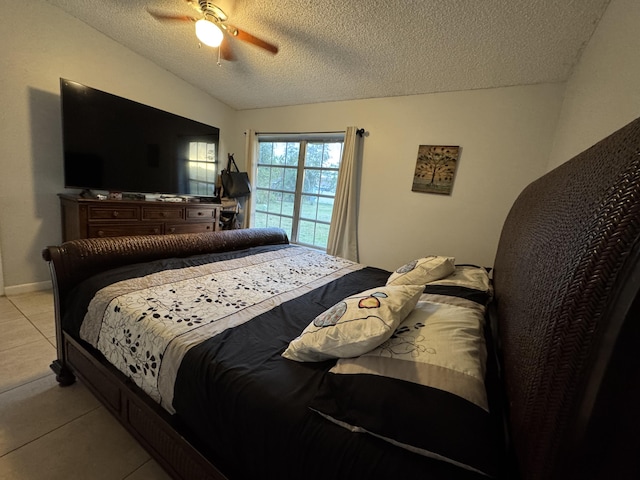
[142,207,184,221]
[88,224,163,238]
[59,195,222,241]
[166,222,215,234]
[186,207,216,219]
[88,206,139,221]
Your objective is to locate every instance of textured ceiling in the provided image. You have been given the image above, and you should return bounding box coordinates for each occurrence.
[44,0,610,110]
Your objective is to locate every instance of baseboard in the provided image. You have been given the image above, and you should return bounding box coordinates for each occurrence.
[4,280,53,296]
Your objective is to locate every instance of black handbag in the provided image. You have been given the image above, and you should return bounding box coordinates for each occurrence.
[221,153,251,198]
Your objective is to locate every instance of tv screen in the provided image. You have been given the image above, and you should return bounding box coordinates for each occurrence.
[60,78,220,197]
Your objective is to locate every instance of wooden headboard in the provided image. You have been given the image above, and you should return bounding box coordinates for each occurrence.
[493,117,640,480]
[42,227,289,306]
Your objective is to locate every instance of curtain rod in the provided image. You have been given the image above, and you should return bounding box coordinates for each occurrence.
[245,129,366,136]
[246,130,345,135]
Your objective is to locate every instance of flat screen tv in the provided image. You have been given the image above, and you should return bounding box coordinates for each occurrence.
[60,78,220,197]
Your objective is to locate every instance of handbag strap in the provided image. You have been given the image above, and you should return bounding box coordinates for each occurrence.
[227,153,240,172]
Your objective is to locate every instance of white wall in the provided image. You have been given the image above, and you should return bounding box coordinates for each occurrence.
[0,246,4,296]
[5,0,634,290]
[237,84,564,271]
[0,0,240,293]
[548,0,640,170]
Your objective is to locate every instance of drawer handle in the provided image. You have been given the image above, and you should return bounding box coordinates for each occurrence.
[206,226,211,230]
[168,227,175,233]
[153,228,160,234]
[98,230,105,237]
[197,211,203,216]
[112,211,119,217]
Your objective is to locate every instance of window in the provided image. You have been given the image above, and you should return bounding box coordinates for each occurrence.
[253,134,344,249]
[186,141,217,195]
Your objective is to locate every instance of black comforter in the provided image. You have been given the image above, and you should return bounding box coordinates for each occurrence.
[63,244,500,480]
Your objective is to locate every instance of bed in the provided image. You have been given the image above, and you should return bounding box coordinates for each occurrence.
[43,117,640,480]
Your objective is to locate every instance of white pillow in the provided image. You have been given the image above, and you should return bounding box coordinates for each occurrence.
[310,289,493,476]
[428,265,491,293]
[386,256,455,286]
[282,284,424,362]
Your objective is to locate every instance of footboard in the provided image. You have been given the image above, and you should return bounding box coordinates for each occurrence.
[43,228,289,303]
[42,228,289,480]
[59,332,228,479]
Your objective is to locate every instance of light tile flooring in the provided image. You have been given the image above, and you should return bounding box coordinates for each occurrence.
[0,291,171,480]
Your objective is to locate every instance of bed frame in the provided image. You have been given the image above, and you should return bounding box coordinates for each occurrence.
[43,118,640,480]
[44,228,289,480]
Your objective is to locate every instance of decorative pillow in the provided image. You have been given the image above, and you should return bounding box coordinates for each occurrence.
[282,284,424,362]
[424,265,493,306]
[386,256,455,286]
[428,264,491,292]
[310,289,500,476]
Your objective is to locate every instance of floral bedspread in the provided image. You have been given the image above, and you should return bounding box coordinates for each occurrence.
[79,246,362,412]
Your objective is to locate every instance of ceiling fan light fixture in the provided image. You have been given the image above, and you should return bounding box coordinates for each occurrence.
[195,19,223,47]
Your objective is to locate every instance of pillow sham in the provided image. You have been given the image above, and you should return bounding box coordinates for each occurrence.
[423,265,493,306]
[386,256,455,286]
[282,284,424,362]
[310,288,500,477]
[428,264,492,292]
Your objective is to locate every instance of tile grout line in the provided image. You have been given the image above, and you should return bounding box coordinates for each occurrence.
[0,404,103,459]
[2,294,165,478]
[25,315,54,342]
[6,295,54,319]
[0,372,56,397]
[0,314,53,345]
[121,458,156,480]
[0,335,55,356]
[1,293,55,351]
[0,370,53,397]
[2,294,160,478]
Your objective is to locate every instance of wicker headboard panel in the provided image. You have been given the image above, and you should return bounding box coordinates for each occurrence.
[42,227,289,303]
[493,118,640,480]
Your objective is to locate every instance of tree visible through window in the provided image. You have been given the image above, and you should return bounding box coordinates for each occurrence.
[254,134,344,249]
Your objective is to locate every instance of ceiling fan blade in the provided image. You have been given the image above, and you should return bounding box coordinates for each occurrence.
[220,38,236,61]
[182,0,204,14]
[147,8,197,23]
[227,24,278,54]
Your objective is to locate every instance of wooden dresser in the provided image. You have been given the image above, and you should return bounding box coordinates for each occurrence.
[59,194,221,242]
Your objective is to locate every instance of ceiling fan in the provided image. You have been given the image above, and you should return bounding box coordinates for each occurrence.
[147,0,278,62]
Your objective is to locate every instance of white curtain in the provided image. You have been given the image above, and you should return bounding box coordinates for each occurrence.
[326,126,361,261]
[242,129,259,228]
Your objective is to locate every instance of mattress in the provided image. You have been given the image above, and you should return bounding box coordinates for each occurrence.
[62,244,503,479]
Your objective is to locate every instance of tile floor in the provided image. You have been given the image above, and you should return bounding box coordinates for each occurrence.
[0,291,171,480]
